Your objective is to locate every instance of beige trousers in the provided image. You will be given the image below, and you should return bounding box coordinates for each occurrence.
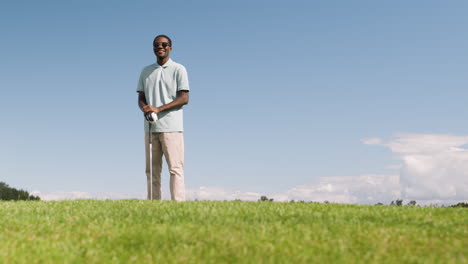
[145,132,185,201]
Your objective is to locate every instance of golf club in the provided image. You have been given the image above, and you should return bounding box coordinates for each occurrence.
[149,122,153,200]
[145,112,158,200]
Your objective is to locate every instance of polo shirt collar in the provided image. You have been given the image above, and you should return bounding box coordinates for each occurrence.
[155,58,173,69]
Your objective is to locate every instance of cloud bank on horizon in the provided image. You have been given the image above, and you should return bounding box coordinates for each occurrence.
[364,133,468,203]
[32,133,468,205]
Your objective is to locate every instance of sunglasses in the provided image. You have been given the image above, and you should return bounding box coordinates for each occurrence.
[153,42,171,48]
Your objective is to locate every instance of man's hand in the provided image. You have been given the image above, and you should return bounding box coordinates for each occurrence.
[139,92,161,113]
[142,105,161,113]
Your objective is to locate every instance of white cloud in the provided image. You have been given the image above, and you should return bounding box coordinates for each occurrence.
[367,133,468,202]
[186,186,261,201]
[361,137,383,145]
[31,133,467,206]
[184,174,400,205]
[30,188,260,202]
[367,133,468,154]
[385,164,402,170]
[30,190,145,201]
[273,174,400,204]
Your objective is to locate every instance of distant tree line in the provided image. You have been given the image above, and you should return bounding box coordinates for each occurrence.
[450,202,468,208]
[258,195,274,202]
[257,195,466,208]
[386,200,468,208]
[0,182,40,201]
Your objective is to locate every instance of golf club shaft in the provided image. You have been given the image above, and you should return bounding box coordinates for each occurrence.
[149,122,153,200]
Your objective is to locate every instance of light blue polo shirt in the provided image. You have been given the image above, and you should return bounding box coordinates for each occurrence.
[137,59,190,132]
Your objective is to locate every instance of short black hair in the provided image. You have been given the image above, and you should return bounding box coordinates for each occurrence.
[153,34,172,47]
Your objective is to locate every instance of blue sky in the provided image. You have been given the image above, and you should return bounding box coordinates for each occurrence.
[1,1,467,203]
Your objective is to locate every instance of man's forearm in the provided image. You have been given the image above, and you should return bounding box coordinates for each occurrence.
[158,91,189,112]
[140,91,189,113]
[138,92,147,112]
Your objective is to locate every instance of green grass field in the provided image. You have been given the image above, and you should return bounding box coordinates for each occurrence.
[0,200,466,263]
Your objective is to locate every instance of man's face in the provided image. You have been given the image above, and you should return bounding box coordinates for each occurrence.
[153,37,172,59]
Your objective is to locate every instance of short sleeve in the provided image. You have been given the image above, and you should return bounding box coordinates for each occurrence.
[136,69,145,92]
[176,65,190,91]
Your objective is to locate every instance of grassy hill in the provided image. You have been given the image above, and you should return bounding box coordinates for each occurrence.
[0,200,466,263]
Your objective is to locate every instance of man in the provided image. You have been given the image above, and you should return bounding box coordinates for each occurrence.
[136,35,190,201]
